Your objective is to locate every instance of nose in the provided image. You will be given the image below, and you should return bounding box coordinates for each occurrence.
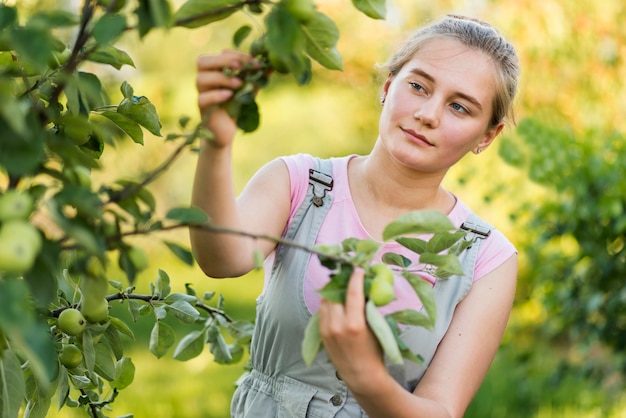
[413,98,441,129]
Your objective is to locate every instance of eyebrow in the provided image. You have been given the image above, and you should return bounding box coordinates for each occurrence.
[408,68,484,111]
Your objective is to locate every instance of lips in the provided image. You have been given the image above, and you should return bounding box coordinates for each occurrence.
[401,127,434,147]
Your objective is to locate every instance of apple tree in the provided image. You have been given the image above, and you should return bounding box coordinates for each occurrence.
[0,0,388,417]
[0,0,481,417]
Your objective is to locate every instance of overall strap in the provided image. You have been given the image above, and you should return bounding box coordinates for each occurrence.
[272,158,334,264]
[390,211,494,391]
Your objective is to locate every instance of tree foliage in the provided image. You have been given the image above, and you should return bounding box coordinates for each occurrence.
[500,118,626,367]
[0,0,473,417]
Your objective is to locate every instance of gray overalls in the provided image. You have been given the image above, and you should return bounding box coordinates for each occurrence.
[231,158,492,418]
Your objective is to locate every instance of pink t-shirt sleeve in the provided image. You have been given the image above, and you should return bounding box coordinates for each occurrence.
[280,153,317,224]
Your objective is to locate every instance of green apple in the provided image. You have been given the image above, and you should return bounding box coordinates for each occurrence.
[284,0,315,23]
[81,297,109,323]
[127,246,148,272]
[370,263,394,285]
[0,190,34,221]
[57,308,86,336]
[59,344,83,368]
[369,277,395,307]
[0,220,42,274]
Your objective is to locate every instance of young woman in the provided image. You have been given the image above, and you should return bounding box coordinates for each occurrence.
[191,14,520,418]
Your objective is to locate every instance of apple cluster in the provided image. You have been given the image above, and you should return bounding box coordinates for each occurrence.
[367,263,396,306]
[0,190,42,275]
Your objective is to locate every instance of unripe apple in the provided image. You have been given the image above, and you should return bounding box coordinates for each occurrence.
[81,297,109,323]
[284,0,315,23]
[59,344,83,368]
[57,308,86,336]
[127,246,148,272]
[370,263,394,285]
[369,277,395,307]
[0,220,42,274]
[0,190,34,221]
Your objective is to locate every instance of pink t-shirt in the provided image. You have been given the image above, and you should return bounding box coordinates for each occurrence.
[272,153,516,315]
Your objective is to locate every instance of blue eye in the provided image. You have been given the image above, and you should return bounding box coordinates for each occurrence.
[409,82,425,92]
[451,103,468,114]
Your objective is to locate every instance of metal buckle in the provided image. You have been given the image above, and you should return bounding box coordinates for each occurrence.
[460,221,491,238]
[309,168,333,207]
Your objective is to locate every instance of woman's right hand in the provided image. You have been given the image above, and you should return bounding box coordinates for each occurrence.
[196,50,256,148]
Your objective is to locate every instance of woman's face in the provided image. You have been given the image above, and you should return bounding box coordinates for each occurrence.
[378,37,503,174]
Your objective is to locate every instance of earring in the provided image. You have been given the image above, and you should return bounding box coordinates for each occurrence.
[476,147,482,154]
[380,96,385,105]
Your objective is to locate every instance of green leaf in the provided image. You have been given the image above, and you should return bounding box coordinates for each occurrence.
[0,280,58,392]
[94,343,116,381]
[113,357,135,390]
[27,9,79,27]
[23,396,51,418]
[351,0,386,19]
[87,44,135,70]
[365,300,402,364]
[0,5,18,31]
[0,349,26,418]
[165,206,209,224]
[65,71,109,114]
[173,0,239,28]
[155,269,171,298]
[118,95,162,136]
[164,241,195,266]
[210,332,233,364]
[173,330,204,361]
[236,99,260,133]
[0,117,45,177]
[233,24,252,47]
[403,272,437,323]
[302,12,343,70]
[419,253,464,277]
[165,292,197,304]
[166,300,201,324]
[147,0,172,27]
[103,323,125,360]
[301,312,322,366]
[92,14,127,45]
[100,110,143,145]
[390,309,434,329]
[426,230,466,254]
[382,210,456,241]
[11,26,55,73]
[109,316,135,340]
[395,237,427,255]
[149,321,175,359]
[381,252,411,268]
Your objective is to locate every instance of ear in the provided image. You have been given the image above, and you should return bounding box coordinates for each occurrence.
[474,123,504,154]
[381,73,393,102]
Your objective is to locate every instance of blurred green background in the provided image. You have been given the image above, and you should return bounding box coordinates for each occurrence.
[20,0,625,416]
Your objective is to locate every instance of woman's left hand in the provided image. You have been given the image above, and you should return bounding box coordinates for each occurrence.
[318,269,387,388]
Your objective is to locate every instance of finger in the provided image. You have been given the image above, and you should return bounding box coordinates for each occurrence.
[197,89,234,112]
[197,50,244,70]
[344,268,366,314]
[196,70,242,92]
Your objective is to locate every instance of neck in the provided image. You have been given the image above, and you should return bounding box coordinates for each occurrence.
[353,153,454,214]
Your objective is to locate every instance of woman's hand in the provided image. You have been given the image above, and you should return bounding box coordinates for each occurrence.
[318,269,387,390]
[196,50,256,148]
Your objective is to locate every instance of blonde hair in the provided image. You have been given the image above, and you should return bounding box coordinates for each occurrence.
[380,15,520,128]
